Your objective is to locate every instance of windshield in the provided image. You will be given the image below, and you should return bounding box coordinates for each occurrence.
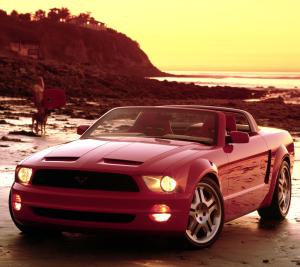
[82,107,218,145]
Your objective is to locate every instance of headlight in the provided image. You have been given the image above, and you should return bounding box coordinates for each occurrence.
[17,167,32,184]
[160,176,177,192]
[142,175,177,192]
[142,176,162,192]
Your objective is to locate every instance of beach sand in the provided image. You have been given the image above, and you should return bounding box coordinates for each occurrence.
[0,96,299,267]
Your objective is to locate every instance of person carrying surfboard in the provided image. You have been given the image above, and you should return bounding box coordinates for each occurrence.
[31,76,47,135]
[32,76,45,109]
[31,76,66,135]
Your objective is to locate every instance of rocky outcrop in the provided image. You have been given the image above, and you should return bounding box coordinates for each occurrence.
[0,16,161,76]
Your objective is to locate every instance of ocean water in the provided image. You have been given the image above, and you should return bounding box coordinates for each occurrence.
[154,71,300,90]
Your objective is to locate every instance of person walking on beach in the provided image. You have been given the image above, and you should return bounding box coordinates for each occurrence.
[31,76,48,134]
[30,76,66,134]
[32,76,45,109]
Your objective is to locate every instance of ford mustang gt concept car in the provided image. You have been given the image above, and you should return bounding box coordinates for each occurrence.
[10,106,294,248]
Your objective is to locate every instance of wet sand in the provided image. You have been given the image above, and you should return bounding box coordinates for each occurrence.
[0,98,300,266]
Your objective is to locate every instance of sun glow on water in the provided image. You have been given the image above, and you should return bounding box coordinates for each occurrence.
[154,71,300,90]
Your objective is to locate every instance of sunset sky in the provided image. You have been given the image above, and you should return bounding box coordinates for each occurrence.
[1,0,300,72]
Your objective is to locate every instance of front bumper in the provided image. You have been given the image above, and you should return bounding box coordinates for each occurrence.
[11,183,190,234]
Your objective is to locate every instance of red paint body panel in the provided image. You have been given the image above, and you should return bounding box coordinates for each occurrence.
[12,183,189,233]
[258,127,295,208]
[223,135,269,221]
[11,106,294,234]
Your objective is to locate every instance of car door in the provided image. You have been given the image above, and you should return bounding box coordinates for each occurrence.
[224,114,270,220]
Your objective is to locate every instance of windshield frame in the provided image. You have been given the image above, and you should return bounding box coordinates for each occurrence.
[81,106,221,146]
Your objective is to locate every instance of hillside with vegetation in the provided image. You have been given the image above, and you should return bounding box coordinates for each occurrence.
[0,7,260,99]
[0,8,161,76]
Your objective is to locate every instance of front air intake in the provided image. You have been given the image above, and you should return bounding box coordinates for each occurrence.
[102,158,143,166]
[32,169,139,192]
[44,157,79,162]
[32,207,135,223]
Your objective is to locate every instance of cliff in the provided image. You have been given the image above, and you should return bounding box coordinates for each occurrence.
[0,11,266,102]
[0,14,161,76]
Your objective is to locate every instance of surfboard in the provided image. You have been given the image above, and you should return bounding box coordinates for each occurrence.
[43,89,66,110]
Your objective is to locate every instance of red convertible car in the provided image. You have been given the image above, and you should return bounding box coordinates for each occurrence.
[10,106,294,248]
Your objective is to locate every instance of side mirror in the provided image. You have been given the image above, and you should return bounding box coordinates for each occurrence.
[230,131,249,144]
[77,125,90,135]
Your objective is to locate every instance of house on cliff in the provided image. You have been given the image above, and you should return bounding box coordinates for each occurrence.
[84,21,107,31]
[67,17,107,31]
[10,42,40,59]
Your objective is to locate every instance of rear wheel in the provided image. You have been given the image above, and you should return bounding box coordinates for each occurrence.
[258,161,291,220]
[185,177,224,248]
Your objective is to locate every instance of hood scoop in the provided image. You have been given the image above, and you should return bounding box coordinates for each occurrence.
[44,157,79,162]
[101,158,143,166]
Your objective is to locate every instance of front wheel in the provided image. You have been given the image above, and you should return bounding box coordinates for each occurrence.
[258,161,291,220]
[185,177,224,249]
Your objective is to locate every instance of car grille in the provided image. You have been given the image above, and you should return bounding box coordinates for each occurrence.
[32,169,139,192]
[32,207,135,223]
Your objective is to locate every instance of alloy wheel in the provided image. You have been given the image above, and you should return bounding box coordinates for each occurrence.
[277,165,291,216]
[186,181,222,245]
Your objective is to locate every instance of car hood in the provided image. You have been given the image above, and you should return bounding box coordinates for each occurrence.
[23,138,212,173]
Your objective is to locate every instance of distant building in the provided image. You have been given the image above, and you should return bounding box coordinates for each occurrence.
[10,42,40,59]
[66,17,107,31]
[85,21,107,31]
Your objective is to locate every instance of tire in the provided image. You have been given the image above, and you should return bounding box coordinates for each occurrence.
[184,177,224,249]
[9,189,60,235]
[258,161,291,220]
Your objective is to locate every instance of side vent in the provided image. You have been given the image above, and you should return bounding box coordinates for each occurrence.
[264,150,272,184]
[44,157,79,162]
[102,158,143,166]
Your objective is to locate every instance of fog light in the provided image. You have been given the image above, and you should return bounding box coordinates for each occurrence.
[150,213,171,222]
[149,204,171,222]
[12,194,22,211]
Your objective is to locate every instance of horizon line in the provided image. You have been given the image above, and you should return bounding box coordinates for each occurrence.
[160,69,300,73]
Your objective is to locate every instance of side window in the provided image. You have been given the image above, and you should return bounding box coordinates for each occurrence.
[235,114,251,133]
[225,112,251,133]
